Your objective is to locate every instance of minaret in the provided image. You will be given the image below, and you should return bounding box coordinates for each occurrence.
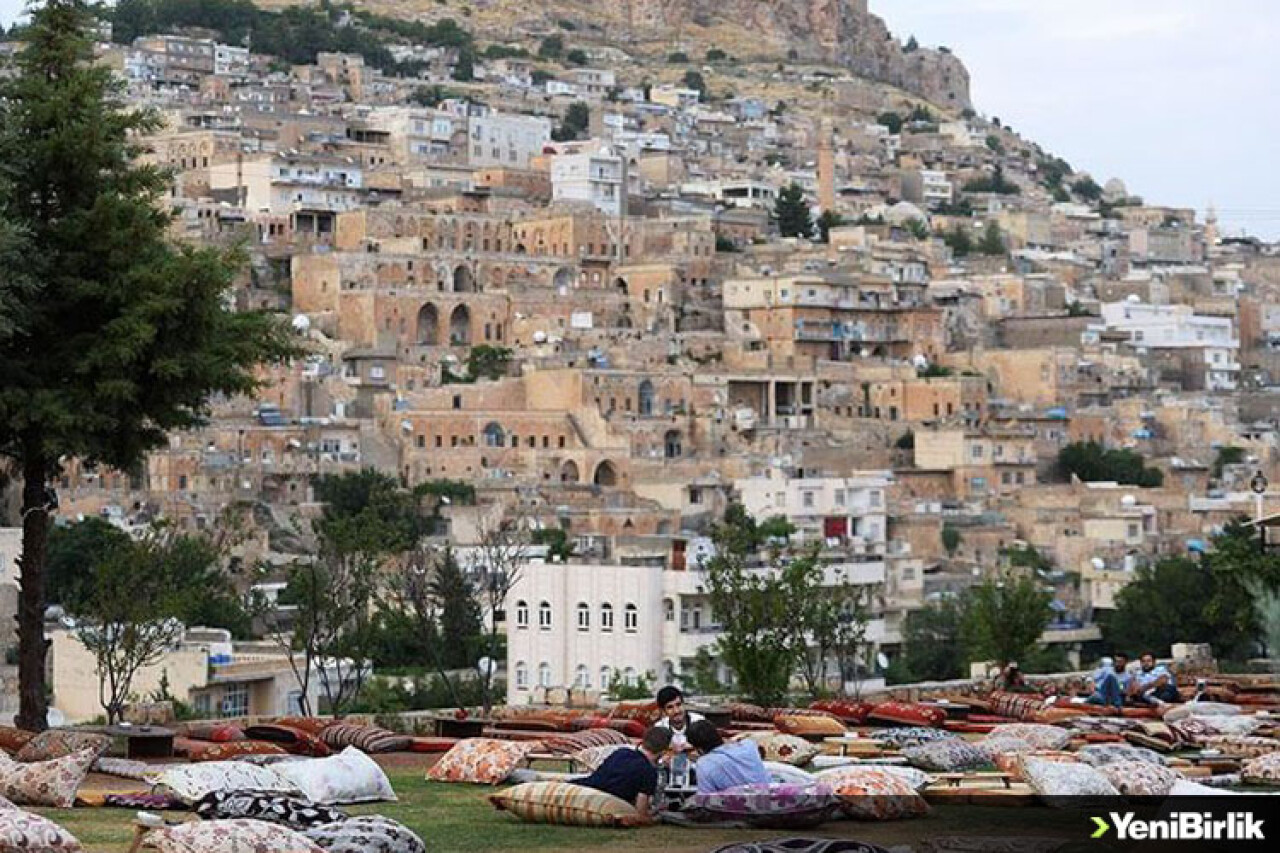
[818,118,835,213]
[1205,202,1219,256]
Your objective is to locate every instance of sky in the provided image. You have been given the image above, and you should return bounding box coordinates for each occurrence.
[878,0,1280,240]
[2,1,1277,239]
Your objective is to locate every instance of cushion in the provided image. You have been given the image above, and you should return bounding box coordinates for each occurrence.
[774,714,846,738]
[809,700,874,725]
[607,701,661,726]
[0,747,98,808]
[270,746,397,805]
[691,782,839,829]
[866,702,946,728]
[1169,779,1242,796]
[1241,752,1280,784]
[987,691,1044,722]
[0,728,36,756]
[732,733,820,766]
[426,738,540,785]
[271,718,334,737]
[140,819,322,853]
[981,724,1070,751]
[604,719,646,738]
[540,728,631,756]
[901,740,992,772]
[194,790,347,830]
[14,731,110,764]
[407,738,456,754]
[1095,760,1182,797]
[489,781,642,827]
[1196,735,1280,759]
[243,725,332,758]
[1170,715,1261,740]
[0,808,84,852]
[178,739,288,762]
[149,760,304,805]
[179,723,245,743]
[816,765,930,792]
[93,757,152,780]
[1075,744,1166,767]
[763,761,818,786]
[1022,757,1119,803]
[572,744,630,772]
[319,724,412,755]
[302,817,425,853]
[871,728,957,749]
[992,751,1078,781]
[817,768,930,820]
[726,702,774,723]
[1163,702,1240,722]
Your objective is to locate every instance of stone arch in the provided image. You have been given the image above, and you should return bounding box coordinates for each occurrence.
[449,304,472,345]
[664,429,683,459]
[638,380,655,416]
[453,265,476,293]
[515,243,528,254]
[560,460,580,483]
[553,267,574,290]
[593,460,619,487]
[415,303,439,345]
[613,276,629,295]
[482,422,505,447]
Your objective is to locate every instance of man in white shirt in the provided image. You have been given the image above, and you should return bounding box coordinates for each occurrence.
[653,685,704,752]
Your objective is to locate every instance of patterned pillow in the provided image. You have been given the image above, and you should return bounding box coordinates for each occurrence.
[572,744,630,773]
[1096,759,1182,797]
[244,726,332,758]
[992,750,1077,782]
[93,757,152,780]
[691,782,839,829]
[866,702,947,728]
[976,736,1035,760]
[774,714,847,738]
[1022,757,1119,804]
[271,718,335,738]
[817,768,930,820]
[1163,702,1241,722]
[1171,715,1261,741]
[902,740,992,772]
[982,724,1070,751]
[540,728,631,756]
[726,702,774,723]
[732,733,820,767]
[1075,744,1166,767]
[809,700,874,725]
[302,817,425,853]
[0,728,36,756]
[1196,735,1280,759]
[607,701,661,726]
[270,746,397,805]
[762,761,818,786]
[319,724,412,755]
[870,728,957,749]
[14,731,111,764]
[489,781,642,827]
[0,807,84,852]
[426,738,540,785]
[987,691,1044,722]
[179,740,289,762]
[180,723,246,743]
[149,760,304,805]
[816,765,930,792]
[194,790,347,829]
[0,747,98,808]
[140,819,322,853]
[1241,752,1280,784]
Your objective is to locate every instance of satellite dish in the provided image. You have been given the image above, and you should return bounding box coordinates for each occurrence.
[291,314,311,333]
[876,652,890,670]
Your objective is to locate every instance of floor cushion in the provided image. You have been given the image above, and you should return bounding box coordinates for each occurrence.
[319,724,412,755]
[179,740,289,762]
[1196,735,1280,759]
[775,714,846,738]
[140,819,322,853]
[270,746,397,805]
[1095,759,1182,797]
[992,751,1077,782]
[179,723,245,744]
[869,728,957,749]
[866,702,946,728]
[727,702,774,723]
[981,724,1070,751]
[540,728,631,756]
[1241,752,1280,784]
[1075,744,1165,767]
[0,747,98,808]
[733,733,820,767]
[691,782,839,830]
[407,737,457,754]
[975,736,1035,760]
[607,701,661,726]
[1168,779,1242,796]
[302,816,425,853]
[92,757,152,781]
[572,744,630,773]
[901,740,992,772]
[243,725,332,758]
[1163,702,1240,722]
[1170,715,1261,740]
[194,790,347,830]
[763,762,818,786]
[14,731,110,764]
[1022,757,1119,804]
[987,691,1045,722]
[0,807,84,852]
[149,760,304,805]
[426,738,539,785]
[0,728,36,757]
[489,781,642,827]
[271,718,334,737]
[816,768,930,820]
[815,765,930,792]
[809,700,874,726]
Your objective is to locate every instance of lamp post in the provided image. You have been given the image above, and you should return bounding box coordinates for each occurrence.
[1252,471,1269,555]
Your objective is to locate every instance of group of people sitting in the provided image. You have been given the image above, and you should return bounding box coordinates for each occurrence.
[996,651,1184,712]
[572,685,771,823]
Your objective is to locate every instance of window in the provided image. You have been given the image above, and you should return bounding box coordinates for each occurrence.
[574,665,590,689]
[870,491,882,507]
[538,663,552,688]
[515,600,529,629]
[576,602,590,632]
[1128,523,1140,538]
[538,601,552,630]
[624,603,638,633]
[220,683,249,718]
[600,667,611,690]
[664,599,675,622]
[515,662,528,689]
[834,489,845,507]
[600,603,614,632]
[971,444,984,459]
[623,667,638,687]
[803,491,815,508]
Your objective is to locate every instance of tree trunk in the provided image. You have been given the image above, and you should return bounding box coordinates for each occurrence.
[16,455,50,732]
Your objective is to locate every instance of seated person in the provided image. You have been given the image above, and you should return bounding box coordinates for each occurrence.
[1133,652,1180,708]
[686,719,770,795]
[653,685,705,753]
[995,661,1038,693]
[1085,654,1127,709]
[575,726,671,822]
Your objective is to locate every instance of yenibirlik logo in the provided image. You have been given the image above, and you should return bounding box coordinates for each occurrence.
[1091,811,1265,841]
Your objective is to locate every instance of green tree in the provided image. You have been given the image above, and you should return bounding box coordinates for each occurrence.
[941,524,962,556]
[451,45,475,81]
[1072,176,1103,201]
[465,345,513,381]
[944,225,973,257]
[684,646,728,696]
[0,0,297,731]
[565,48,588,66]
[906,217,931,241]
[1057,441,1163,487]
[1100,556,1213,659]
[817,210,846,243]
[985,134,1004,154]
[552,101,591,142]
[537,34,563,60]
[667,51,689,63]
[706,47,727,61]
[960,574,1052,668]
[774,183,813,240]
[889,598,964,684]
[1212,446,1246,479]
[876,111,903,134]
[978,221,1006,255]
[432,548,483,670]
[904,35,919,53]
[682,70,707,96]
[46,518,130,614]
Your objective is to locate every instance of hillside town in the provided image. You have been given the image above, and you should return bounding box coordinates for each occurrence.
[2,0,1280,728]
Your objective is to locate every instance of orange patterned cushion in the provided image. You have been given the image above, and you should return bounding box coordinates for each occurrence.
[489,781,641,827]
[426,738,540,785]
[867,702,947,728]
[140,819,322,852]
[14,730,111,763]
[0,727,35,756]
[607,701,661,726]
[182,740,288,762]
[179,723,246,743]
[775,714,847,738]
[0,747,98,808]
[821,768,930,820]
[271,717,333,737]
[243,725,332,758]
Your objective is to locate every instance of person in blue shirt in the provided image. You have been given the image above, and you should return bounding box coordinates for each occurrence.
[576,726,671,822]
[1134,651,1180,709]
[1085,652,1133,709]
[686,719,771,794]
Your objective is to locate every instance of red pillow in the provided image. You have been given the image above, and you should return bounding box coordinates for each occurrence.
[867,701,947,728]
[809,700,874,725]
[242,724,333,757]
[181,739,288,761]
[409,737,458,753]
[180,723,246,743]
[605,718,647,738]
[607,701,661,726]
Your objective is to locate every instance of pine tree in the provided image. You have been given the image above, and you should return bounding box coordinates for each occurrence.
[774,183,813,239]
[432,548,483,670]
[0,1,298,730]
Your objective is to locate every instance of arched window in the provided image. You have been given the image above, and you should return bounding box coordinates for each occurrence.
[624,603,638,633]
[600,667,611,690]
[576,602,590,632]
[600,603,614,632]
[574,665,590,689]
[664,598,675,622]
[515,600,529,629]
[538,662,552,688]
[538,601,552,630]
[482,422,505,447]
[638,380,655,416]
[515,661,528,689]
[623,667,638,687]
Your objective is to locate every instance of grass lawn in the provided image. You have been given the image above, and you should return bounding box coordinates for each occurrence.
[33,767,1099,853]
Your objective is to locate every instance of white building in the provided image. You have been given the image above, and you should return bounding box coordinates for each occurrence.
[1093,299,1240,391]
[735,468,892,555]
[214,44,250,78]
[366,106,457,161]
[551,147,626,216]
[919,169,953,207]
[468,113,552,169]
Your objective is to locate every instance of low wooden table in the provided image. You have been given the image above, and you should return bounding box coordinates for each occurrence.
[103,725,175,760]
[435,717,487,739]
[934,771,1015,789]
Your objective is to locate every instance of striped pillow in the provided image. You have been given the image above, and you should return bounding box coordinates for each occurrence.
[320,723,413,755]
[489,781,641,827]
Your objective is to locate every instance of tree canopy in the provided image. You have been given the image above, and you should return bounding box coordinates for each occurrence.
[1057,441,1164,488]
[774,184,813,240]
